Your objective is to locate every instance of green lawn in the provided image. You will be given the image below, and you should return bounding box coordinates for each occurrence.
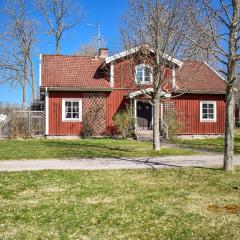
[0,168,240,239]
[173,134,240,154]
[0,138,196,160]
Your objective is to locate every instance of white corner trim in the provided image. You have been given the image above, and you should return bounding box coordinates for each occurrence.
[45,88,49,135]
[105,46,183,67]
[203,62,226,81]
[110,63,114,86]
[61,98,82,122]
[39,54,42,87]
[200,101,217,122]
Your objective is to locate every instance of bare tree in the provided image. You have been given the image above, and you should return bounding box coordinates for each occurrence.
[35,0,84,54]
[0,0,38,109]
[189,0,240,172]
[121,0,209,150]
[74,37,106,56]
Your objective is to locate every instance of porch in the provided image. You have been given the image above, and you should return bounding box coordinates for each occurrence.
[128,88,169,141]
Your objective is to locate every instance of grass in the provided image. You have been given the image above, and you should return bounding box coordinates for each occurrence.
[0,138,196,160]
[173,133,240,154]
[0,168,240,239]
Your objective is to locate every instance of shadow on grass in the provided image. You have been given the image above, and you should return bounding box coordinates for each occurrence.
[41,140,133,153]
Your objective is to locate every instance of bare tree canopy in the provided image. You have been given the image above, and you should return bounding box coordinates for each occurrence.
[188,0,240,172]
[0,0,38,109]
[35,0,84,54]
[74,36,106,56]
[121,0,210,150]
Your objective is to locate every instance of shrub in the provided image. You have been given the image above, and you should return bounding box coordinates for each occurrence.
[163,109,182,140]
[113,107,135,138]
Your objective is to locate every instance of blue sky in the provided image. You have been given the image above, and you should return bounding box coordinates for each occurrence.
[0,0,128,105]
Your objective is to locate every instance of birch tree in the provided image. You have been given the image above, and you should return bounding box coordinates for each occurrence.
[121,0,209,150]
[0,0,37,109]
[190,0,240,172]
[35,0,84,54]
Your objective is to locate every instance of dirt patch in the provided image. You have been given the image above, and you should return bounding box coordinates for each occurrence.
[208,204,240,214]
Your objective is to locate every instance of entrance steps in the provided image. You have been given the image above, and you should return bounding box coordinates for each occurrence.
[136,130,168,142]
[137,130,153,141]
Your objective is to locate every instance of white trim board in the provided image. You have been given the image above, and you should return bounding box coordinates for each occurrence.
[45,88,49,135]
[105,46,183,67]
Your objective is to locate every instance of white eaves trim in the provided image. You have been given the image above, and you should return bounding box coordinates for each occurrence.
[105,46,183,67]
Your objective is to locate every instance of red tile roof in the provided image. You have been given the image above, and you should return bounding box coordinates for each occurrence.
[41,55,110,89]
[176,61,226,92]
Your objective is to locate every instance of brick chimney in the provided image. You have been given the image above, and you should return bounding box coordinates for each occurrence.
[99,48,108,58]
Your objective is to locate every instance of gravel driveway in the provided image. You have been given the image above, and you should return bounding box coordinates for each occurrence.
[0,155,239,171]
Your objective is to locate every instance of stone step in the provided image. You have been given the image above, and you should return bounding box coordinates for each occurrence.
[137,130,167,142]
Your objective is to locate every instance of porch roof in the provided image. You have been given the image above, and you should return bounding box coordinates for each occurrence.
[127,88,171,99]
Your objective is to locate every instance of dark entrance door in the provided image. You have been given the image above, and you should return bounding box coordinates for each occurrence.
[137,101,152,130]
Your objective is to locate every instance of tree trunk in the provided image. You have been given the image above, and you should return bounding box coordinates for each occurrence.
[224,84,235,172]
[153,97,160,150]
[29,58,36,101]
[22,84,26,110]
[56,35,61,54]
[223,0,239,172]
[22,54,28,110]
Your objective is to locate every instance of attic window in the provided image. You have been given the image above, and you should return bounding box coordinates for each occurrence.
[135,64,152,83]
[62,98,82,122]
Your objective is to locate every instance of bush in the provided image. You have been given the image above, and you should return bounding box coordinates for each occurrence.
[163,110,182,140]
[113,107,135,138]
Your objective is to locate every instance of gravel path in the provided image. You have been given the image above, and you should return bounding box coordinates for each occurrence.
[0,155,239,171]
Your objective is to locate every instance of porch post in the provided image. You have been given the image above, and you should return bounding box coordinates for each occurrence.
[133,98,137,129]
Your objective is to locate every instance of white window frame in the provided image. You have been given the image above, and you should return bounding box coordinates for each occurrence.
[200,101,217,122]
[62,98,82,122]
[135,64,153,84]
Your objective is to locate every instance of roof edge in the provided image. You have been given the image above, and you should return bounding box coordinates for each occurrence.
[105,46,183,67]
[40,87,113,92]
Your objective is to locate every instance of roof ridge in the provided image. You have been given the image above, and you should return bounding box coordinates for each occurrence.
[41,54,98,58]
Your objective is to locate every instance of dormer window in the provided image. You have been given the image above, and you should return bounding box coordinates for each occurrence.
[135,64,152,83]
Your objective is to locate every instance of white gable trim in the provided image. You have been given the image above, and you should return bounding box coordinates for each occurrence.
[110,63,114,86]
[105,46,183,67]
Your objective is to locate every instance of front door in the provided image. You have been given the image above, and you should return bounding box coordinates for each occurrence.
[137,101,152,130]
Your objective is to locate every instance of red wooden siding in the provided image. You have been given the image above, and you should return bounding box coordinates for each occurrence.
[49,92,84,135]
[106,90,130,133]
[113,59,173,89]
[167,94,225,134]
[48,90,129,136]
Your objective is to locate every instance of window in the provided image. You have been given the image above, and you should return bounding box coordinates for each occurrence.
[135,64,152,83]
[62,99,82,122]
[200,101,216,122]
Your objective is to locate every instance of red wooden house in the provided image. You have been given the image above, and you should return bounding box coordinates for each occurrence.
[40,47,227,138]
